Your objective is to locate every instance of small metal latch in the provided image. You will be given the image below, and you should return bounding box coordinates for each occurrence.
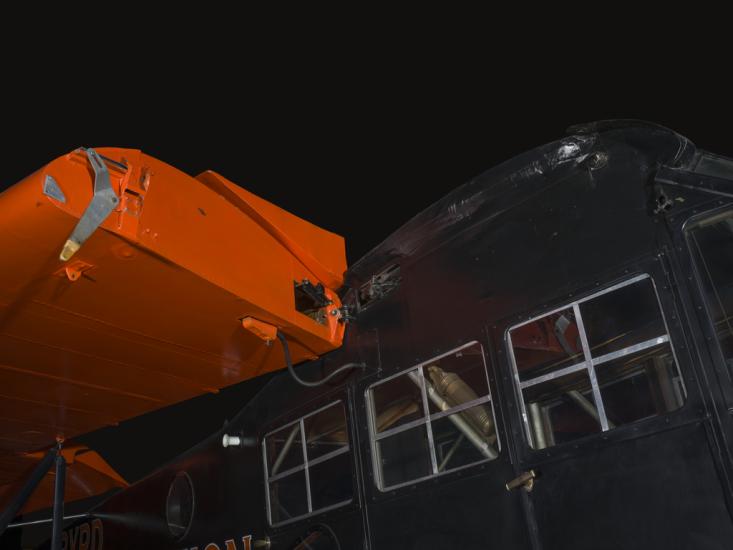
[506,469,536,492]
[60,148,120,261]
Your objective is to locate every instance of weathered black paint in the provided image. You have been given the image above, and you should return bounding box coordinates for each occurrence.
[38,121,733,549]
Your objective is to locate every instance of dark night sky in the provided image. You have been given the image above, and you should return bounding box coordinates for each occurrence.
[5,66,733,265]
[3,59,732,480]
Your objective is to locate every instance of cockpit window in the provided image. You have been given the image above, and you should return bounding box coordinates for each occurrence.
[263,401,352,526]
[507,274,686,450]
[688,211,733,375]
[366,342,499,491]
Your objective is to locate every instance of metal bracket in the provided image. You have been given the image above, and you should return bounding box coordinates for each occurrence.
[43,175,66,203]
[337,304,354,323]
[59,149,119,261]
[295,279,331,308]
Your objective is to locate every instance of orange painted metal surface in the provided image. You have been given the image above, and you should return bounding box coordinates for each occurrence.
[0,148,347,514]
[0,447,128,515]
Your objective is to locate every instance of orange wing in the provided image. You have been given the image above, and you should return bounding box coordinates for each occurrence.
[0,148,347,515]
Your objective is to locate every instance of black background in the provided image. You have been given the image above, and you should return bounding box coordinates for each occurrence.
[3,50,732,480]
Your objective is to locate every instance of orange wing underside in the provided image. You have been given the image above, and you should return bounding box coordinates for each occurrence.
[0,148,347,515]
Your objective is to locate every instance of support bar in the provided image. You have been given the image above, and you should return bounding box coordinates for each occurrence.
[51,452,66,550]
[0,449,56,537]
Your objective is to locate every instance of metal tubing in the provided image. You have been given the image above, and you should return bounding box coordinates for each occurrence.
[51,453,66,550]
[409,371,497,459]
[528,402,547,449]
[0,449,56,537]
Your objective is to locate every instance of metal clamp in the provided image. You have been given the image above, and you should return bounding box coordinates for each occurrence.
[60,148,119,261]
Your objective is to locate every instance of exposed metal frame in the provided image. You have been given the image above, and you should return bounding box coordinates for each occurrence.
[506,273,685,448]
[365,340,500,492]
[262,400,353,527]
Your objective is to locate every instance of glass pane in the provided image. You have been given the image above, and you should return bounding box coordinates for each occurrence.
[423,343,490,415]
[432,405,497,472]
[304,402,349,461]
[265,423,303,476]
[268,471,308,524]
[376,425,432,488]
[370,370,425,434]
[689,215,733,373]
[580,277,667,358]
[522,370,601,449]
[309,452,353,511]
[510,307,584,382]
[596,342,685,426]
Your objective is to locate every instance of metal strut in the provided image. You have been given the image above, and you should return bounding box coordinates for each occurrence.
[0,444,67,547]
[51,444,66,550]
[60,148,119,261]
[0,449,56,538]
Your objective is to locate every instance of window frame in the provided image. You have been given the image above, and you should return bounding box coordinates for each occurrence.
[262,399,353,527]
[365,340,501,492]
[685,208,733,380]
[505,273,685,449]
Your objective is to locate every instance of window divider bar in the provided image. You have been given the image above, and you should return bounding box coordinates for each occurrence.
[427,395,492,422]
[374,416,429,441]
[268,446,350,483]
[373,392,495,443]
[417,366,439,475]
[519,361,590,389]
[591,335,670,368]
[573,303,610,431]
[306,446,350,469]
[268,463,306,483]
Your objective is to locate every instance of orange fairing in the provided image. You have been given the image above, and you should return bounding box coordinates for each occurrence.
[0,148,347,511]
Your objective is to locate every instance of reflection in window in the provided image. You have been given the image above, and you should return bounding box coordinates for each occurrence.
[510,307,583,382]
[688,211,733,374]
[508,275,686,449]
[263,401,352,525]
[367,342,499,491]
[371,371,425,433]
[377,425,433,488]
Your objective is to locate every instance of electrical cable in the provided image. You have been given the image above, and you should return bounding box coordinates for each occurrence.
[276,331,365,387]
